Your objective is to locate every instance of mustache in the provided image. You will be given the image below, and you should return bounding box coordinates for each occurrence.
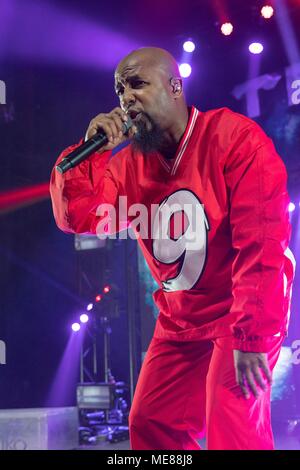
[135,111,151,122]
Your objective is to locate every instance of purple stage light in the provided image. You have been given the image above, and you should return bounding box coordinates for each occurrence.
[71,322,80,332]
[179,63,192,78]
[275,0,300,69]
[288,202,296,213]
[0,0,139,70]
[80,313,89,324]
[183,40,195,53]
[249,42,264,54]
[87,303,93,311]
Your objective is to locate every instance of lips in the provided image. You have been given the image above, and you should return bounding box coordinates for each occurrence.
[128,109,142,120]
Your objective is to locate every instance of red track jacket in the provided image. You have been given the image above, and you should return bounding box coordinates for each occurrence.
[50,107,295,352]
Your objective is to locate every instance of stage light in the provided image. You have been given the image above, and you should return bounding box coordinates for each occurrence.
[183,40,195,53]
[288,202,296,212]
[179,63,192,78]
[80,314,89,324]
[71,322,81,332]
[221,22,233,36]
[261,5,274,19]
[103,285,111,294]
[249,42,264,54]
[95,294,102,302]
[87,303,93,311]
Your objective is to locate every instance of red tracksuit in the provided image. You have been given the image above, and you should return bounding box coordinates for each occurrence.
[50,106,295,449]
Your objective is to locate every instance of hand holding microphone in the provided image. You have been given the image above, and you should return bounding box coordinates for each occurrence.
[56,107,134,174]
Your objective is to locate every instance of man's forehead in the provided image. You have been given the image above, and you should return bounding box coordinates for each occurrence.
[115,57,150,81]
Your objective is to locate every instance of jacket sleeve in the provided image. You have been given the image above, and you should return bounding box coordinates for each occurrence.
[49,141,123,235]
[224,122,293,352]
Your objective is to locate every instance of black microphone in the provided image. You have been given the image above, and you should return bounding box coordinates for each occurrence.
[55,118,133,174]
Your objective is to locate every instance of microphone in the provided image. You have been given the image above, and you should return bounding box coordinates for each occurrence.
[55,117,133,174]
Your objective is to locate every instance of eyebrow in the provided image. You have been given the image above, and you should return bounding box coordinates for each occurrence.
[114,74,145,92]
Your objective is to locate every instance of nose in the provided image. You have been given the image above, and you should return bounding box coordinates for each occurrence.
[120,85,136,110]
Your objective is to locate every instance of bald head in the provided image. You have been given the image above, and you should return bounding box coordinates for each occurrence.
[116,47,180,81]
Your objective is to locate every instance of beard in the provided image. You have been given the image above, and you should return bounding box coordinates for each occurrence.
[131,112,165,155]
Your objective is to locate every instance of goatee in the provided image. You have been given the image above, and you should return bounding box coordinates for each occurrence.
[132,112,165,155]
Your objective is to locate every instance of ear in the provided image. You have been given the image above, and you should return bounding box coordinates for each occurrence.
[170,77,183,97]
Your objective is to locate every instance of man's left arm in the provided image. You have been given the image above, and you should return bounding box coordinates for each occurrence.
[224,121,293,398]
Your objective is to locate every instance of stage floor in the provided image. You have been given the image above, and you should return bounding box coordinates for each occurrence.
[77,433,300,450]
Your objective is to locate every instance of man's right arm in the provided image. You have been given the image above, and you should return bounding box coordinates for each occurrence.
[49,107,132,234]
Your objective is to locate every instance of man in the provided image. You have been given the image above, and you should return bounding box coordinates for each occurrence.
[50,47,295,450]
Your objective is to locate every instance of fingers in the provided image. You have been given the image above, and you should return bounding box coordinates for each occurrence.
[85,107,129,150]
[111,114,125,140]
[245,369,259,398]
[109,109,129,141]
[112,107,129,125]
[236,369,250,399]
[239,368,269,400]
[235,355,272,400]
[128,123,138,139]
[252,364,267,392]
[87,118,114,142]
[258,356,272,385]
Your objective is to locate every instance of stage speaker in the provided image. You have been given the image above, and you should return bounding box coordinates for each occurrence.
[0,407,78,450]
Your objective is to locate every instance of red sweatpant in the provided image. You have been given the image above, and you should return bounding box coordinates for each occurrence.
[129,335,283,450]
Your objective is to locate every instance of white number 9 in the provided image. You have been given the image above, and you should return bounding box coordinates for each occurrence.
[152,190,209,292]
